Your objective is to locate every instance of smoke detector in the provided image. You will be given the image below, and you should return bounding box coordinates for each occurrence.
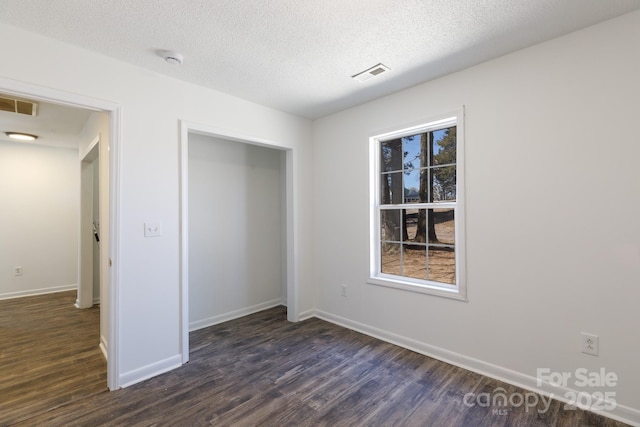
[352,63,390,82]
[161,50,183,65]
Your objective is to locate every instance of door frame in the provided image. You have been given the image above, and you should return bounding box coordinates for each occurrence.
[179,120,298,363]
[0,76,122,390]
[77,135,100,309]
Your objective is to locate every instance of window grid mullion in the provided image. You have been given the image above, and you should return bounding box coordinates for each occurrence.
[379,203,457,209]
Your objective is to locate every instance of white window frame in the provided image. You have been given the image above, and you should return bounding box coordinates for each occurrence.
[368,108,466,301]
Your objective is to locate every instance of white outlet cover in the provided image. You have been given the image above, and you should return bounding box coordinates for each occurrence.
[581,333,599,356]
[144,221,163,237]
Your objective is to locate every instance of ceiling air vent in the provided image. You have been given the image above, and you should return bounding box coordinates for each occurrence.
[0,95,38,116]
[352,63,390,82]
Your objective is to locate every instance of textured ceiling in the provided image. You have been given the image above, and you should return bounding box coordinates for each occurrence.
[1,0,639,119]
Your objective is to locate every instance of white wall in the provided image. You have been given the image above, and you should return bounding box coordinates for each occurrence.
[0,22,313,385]
[188,134,284,329]
[312,10,640,422]
[0,141,79,298]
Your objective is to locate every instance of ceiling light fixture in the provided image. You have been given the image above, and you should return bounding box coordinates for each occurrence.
[5,132,38,141]
[162,50,184,65]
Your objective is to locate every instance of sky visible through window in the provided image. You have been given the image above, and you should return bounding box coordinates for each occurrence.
[402,129,447,191]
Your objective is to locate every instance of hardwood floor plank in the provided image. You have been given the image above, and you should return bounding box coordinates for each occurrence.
[4,302,629,426]
[0,291,106,426]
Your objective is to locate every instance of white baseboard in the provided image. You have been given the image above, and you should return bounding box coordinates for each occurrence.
[75,297,101,308]
[313,309,640,427]
[0,284,77,301]
[189,298,282,332]
[119,354,183,388]
[99,335,108,361]
[298,309,316,321]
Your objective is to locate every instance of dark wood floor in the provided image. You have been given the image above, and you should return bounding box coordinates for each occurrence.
[0,291,106,426]
[1,294,628,426]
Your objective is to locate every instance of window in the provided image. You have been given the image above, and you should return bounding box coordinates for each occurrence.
[369,111,466,300]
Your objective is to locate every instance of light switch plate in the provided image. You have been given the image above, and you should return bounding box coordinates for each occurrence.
[144,221,162,237]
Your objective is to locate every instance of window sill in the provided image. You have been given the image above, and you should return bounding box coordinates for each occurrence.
[367,276,467,301]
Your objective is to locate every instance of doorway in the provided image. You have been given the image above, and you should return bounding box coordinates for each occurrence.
[179,122,298,363]
[78,136,100,310]
[0,76,121,390]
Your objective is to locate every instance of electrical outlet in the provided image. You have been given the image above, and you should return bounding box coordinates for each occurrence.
[581,333,599,356]
[341,284,347,297]
[144,221,163,237]
[14,266,23,276]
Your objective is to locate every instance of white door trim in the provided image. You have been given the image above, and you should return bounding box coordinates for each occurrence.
[77,135,99,309]
[179,120,298,364]
[0,76,122,390]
